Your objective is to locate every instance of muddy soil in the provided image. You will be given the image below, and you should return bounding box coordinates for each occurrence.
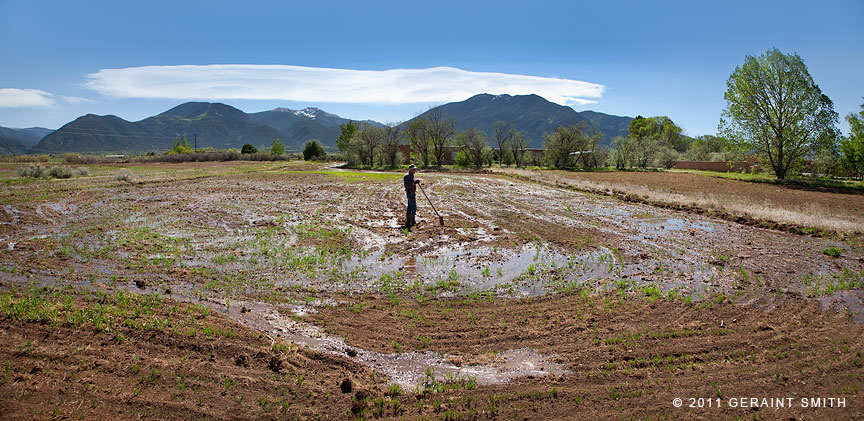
[0,287,379,420]
[2,162,864,419]
[310,292,864,419]
[499,168,864,235]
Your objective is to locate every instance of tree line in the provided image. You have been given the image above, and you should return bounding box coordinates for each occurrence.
[334,47,863,178]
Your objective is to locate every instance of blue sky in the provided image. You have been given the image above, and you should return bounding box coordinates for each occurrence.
[1,0,862,137]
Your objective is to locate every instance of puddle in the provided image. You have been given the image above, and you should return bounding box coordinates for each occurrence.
[239,299,568,388]
[634,213,715,232]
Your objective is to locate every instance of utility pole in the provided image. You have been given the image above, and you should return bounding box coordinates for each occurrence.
[194,133,197,152]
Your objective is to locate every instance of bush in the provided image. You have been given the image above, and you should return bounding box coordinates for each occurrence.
[2,155,49,163]
[48,166,73,179]
[65,154,123,164]
[75,167,89,176]
[454,150,472,168]
[822,247,843,258]
[655,146,681,169]
[114,168,135,183]
[302,139,326,161]
[270,139,286,155]
[16,164,46,178]
[133,151,294,163]
[241,144,258,154]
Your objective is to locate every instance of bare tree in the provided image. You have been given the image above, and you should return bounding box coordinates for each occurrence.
[457,127,488,168]
[509,129,527,168]
[405,119,431,167]
[379,122,403,167]
[425,108,455,168]
[354,122,385,167]
[492,121,511,165]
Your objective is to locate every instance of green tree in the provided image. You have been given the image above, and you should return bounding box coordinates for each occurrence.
[544,124,587,169]
[337,121,356,154]
[270,139,285,155]
[171,136,192,154]
[685,135,730,161]
[610,136,631,169]
[457,127,488,168]
[241,143,258,154]
[840,99,864,178]
[720,48,839,179]
[302,139,325,161]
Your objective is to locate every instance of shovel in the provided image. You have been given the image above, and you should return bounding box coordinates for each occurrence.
[418,183,444,226]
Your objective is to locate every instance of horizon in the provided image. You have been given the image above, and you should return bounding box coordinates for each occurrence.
[1,0,862,136]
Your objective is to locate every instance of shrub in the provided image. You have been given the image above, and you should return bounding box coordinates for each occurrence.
[2,155,49,163]
[171,136,193,154]
[822,247,843,258]
[16,164,46,178]
[64,154,122,164]
[48,166,73,179]
[270,139,286,155]
[241,144,258,154]
[655,146,681,169]
[114,168,135,183]
[302,139,325,161]
[454,150,472,168]
[75,167,89,176]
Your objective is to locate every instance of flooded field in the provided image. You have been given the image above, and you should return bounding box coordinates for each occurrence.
[2,161,864,419]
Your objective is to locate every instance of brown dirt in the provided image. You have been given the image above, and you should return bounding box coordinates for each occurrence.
[0,291,379,420]
[310,293,864,419]
[551,171,864,218]
[505,169,864,236]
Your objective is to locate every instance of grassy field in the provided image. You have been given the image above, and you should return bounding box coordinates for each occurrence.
[1,160,863,419]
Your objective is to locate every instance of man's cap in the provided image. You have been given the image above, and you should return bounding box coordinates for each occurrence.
[408,164,416,169]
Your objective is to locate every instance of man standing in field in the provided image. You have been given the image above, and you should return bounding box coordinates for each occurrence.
[403,164,420,229]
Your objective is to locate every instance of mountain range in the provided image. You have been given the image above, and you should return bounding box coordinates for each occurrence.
[10,94,633,154]
[0,127,53,155]
[407,94,631,148]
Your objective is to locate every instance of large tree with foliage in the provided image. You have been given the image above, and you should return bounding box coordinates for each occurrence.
[544,124,587,169]
[336,121,356,154]
[720,48,839,179]
[457,127,488,168]
[270,139,285,155]
[840,99,864,178]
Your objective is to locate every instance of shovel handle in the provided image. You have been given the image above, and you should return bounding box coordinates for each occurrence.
[418,184,441,218]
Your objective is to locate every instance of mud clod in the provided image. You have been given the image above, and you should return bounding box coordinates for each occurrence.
[235,353,249,367]
[268,355,284,373]
[340,378,353,393]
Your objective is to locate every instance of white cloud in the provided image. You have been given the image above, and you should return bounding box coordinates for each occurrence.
[85,65,604,106]
[0,88,56,107]
[60,96,92,105]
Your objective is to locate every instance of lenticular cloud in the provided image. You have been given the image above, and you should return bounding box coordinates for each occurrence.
[85,65,604,106]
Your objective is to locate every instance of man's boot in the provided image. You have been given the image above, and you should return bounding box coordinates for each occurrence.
[408,213,416,228]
